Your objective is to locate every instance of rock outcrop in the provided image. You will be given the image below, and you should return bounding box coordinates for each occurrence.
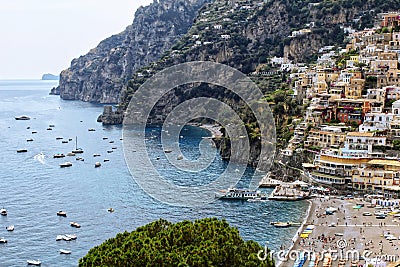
[51,0,209,103]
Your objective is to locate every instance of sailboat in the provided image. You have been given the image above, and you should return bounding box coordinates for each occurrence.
[72,136,84,154]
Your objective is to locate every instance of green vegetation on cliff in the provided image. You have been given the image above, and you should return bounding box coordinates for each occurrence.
[79,218,273,267]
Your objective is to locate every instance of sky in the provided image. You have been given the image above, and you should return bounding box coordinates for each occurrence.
[0,0,153,79]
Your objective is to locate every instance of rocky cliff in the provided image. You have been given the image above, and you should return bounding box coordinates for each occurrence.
[51,0,209,103]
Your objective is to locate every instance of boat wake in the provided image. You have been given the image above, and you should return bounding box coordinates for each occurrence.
[34,152,46,165]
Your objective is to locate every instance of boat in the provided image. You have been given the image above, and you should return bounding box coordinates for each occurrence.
[60,249,72,254]
[57,211,67,217]
[49,124,55,128]
[103,159,110,162]
[108,208,114,213]
[62,235,72,241]
[217,188,267,200]
[53,153,65,158]
[93,154,101,157]
[32,131,37,134]
[0,208,7,216]
[6,225,14,231]
[26,138,34,142]
[177,155,183,160]
[17,149,28,153]
[59,162,72,168]
[363,212,372,216]
[46,127,52,131]
[112,147,117,150]
[65,234,77,240]
[107,150,113,153]
[103,137,108,140]
[66,152,76,157]
[0,238,7,243]
[15,115,30,120]
[76,157,84,161]
[164,149,173,153]
[71,136,84,154]
[56,137,63,140]
[56,235,64,241]
[109,141,114,144]
[271,222,291,228]
[62,140,68,144]
[70,222,81,228]
[258,173,281,188]
[95,162,101,168]
[27,259,41,266]
[88,128,96,131]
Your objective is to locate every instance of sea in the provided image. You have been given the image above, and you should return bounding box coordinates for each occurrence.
[0,79,308,266]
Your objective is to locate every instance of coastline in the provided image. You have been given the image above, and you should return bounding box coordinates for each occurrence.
[197,123,223,138]
[276,199,314,267]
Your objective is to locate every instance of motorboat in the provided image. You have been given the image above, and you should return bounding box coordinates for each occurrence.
[6,225,14,231]
[53,153,65,158]
[88,128,96,131]
[108,208,114,213]
[164,149,172,153]
[57,211,67,217]
[49,125,55,128]
[56,235,64,241]
[65,234,77,240]
[0,238,7,243]
[103,159,110,162]
[62,140,69,144]
[27,259,41,265]
[107,150,113,153]
[70,222,81,228]
[76,157,84,161]
[17,149,28,153]
[66,152,76,157]
[103,137,108,140]
[60,249,72,254]
[32,131,37,134]
[0,208,7,216]
[95,162,101,168]
[60,162,72,168]
[56,137,63,140]
[46,128,52,131]
[362,212,372,216]
[93,154,101,157]
[26,138,34,142]
[15,115,30,120]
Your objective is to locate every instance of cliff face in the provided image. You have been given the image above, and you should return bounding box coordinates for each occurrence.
[51,0,209,103]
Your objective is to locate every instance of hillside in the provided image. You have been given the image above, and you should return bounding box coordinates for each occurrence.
[51,0,210,103]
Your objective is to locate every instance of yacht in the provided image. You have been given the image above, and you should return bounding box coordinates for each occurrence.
[15,115,30,120]
[217,188,267,200]
[60,249,72,254]
[27,260,41,266]
[0,208,7,216]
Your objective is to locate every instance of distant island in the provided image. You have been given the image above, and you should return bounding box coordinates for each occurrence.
[42,73,59,80]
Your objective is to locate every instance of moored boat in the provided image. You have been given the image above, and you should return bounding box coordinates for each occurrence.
[0,238,7,243]
[6,225,14,231]
[57,211,67,217]
[59,162,72,168]
[70,221,81,228]
[27,259,41,266]
[0,208,7,216]
[95,162,101,168]
[15,115,30,120]
[53,153,65,158]
[17,149,28,153]
[217,188,267,200]
[60,249,72,254]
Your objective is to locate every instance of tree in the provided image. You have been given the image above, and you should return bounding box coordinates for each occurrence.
[79,218,274,267]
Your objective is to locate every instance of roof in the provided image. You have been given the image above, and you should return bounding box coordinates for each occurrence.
[347,132,374,137]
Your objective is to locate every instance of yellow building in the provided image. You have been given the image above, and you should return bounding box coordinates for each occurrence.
[352,159,400,192]
[345,78,365,99]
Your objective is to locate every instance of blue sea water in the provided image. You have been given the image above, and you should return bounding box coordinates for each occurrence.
[0,80,308,266]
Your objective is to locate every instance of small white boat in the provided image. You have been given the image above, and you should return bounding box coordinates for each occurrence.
[62,235,71,241]
[60,249,71,254]
[15,115,30,120]
[27,259,41,265]
[66,152,76,156]
[65,234,77,240]
[70,222,81,228]
[6,225,14,231]
[53,153,65,158]
[107,208,114,213]
[177,155,183,160]
[95,162,101,168]
[88,128,96,131]
[0,238,7,243]
[56,235,64,241]
[0,208,7,216]
[57,211,67,217]
[59,162,72,168]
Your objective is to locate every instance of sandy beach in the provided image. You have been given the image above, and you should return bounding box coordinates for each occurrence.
[280,196,400,267]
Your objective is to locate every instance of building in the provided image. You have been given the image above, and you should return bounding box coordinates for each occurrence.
[341,132,387,158]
